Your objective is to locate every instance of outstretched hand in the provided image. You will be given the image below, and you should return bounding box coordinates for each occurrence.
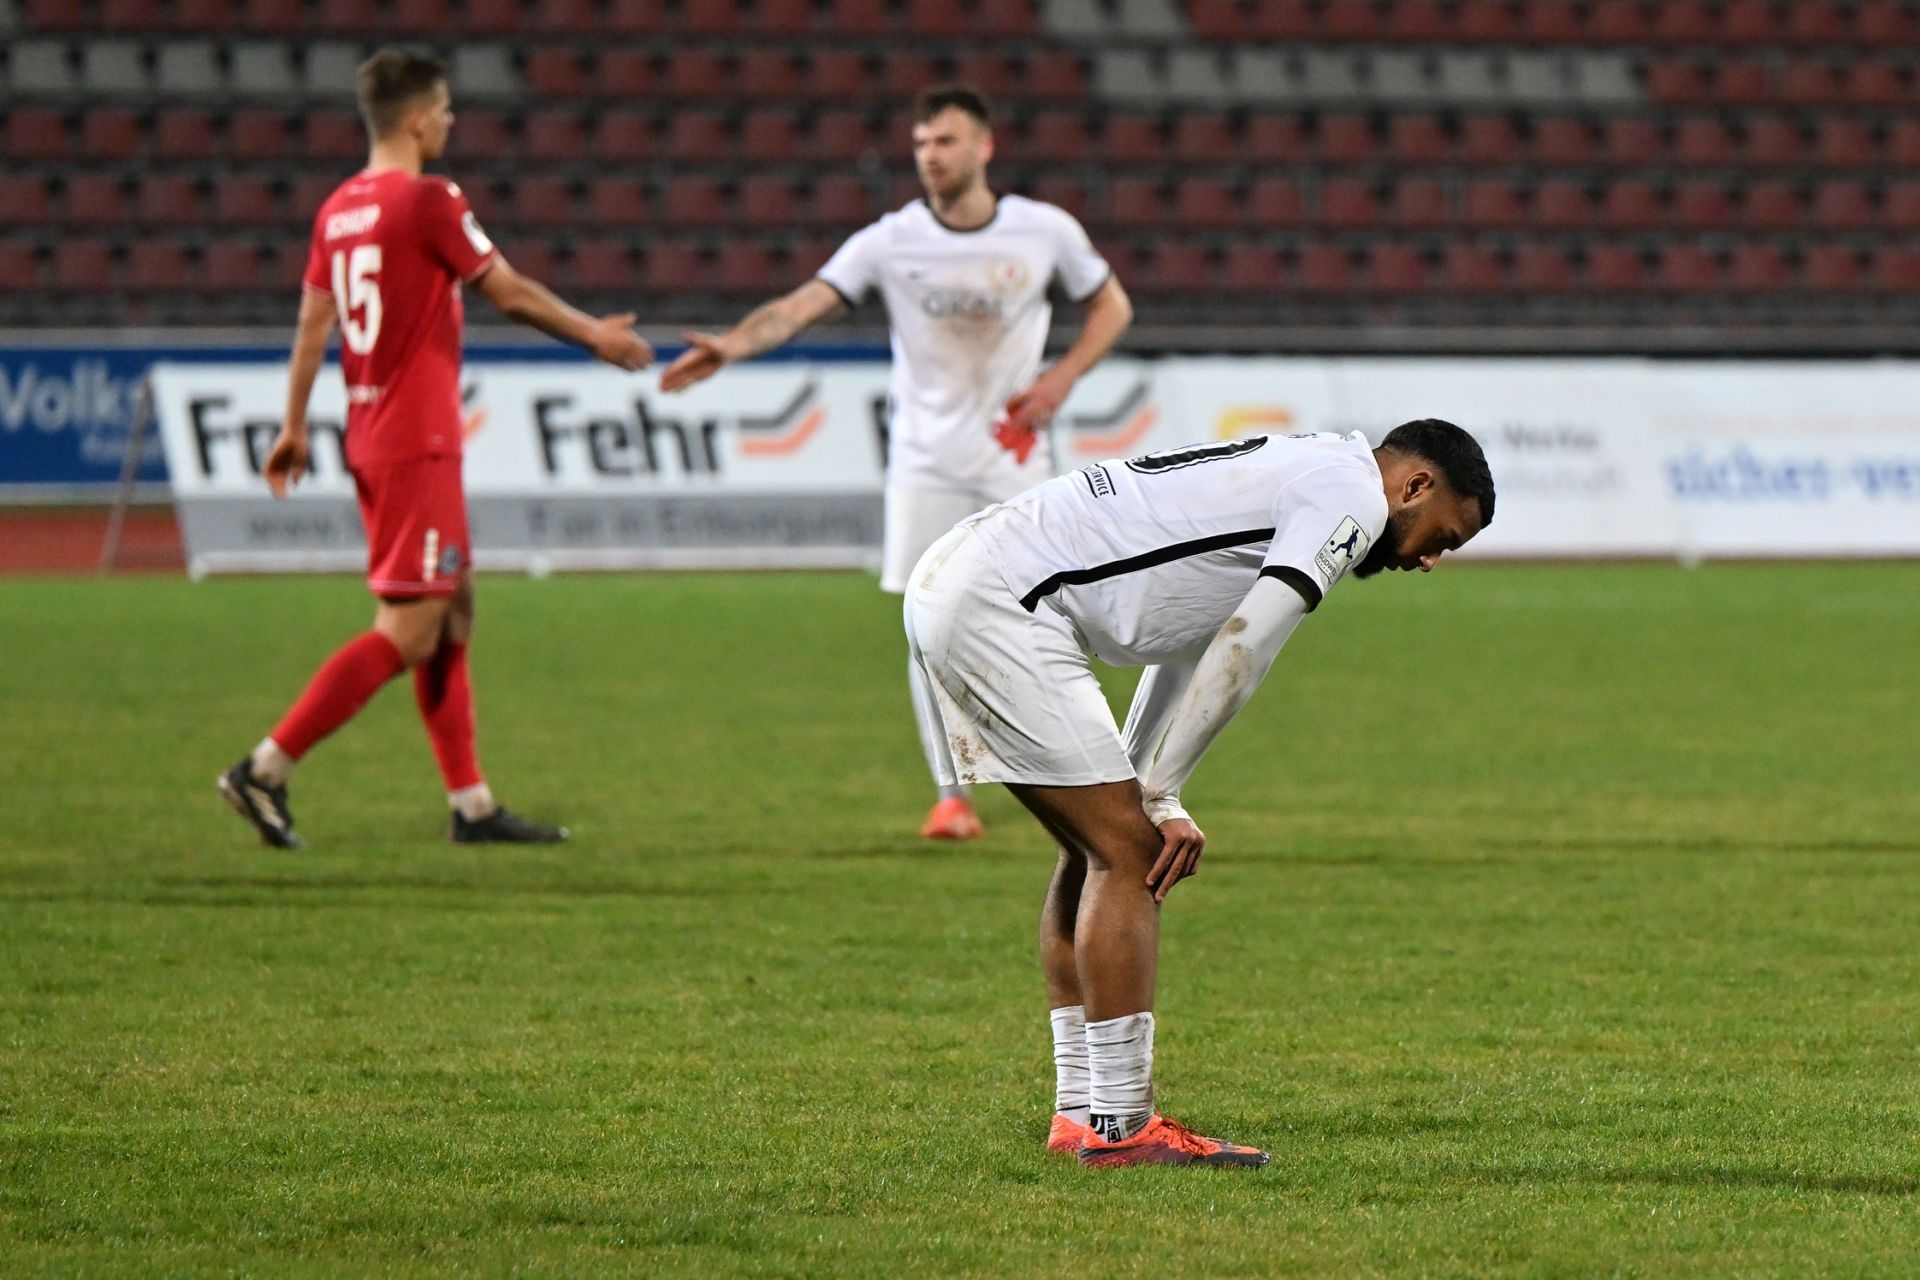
[1145,816,1206,903]
[659,331,738,392]
[587,312,653,372]
[263,427,310,499]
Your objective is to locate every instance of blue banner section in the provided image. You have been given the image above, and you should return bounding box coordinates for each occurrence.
[0,338,887,490]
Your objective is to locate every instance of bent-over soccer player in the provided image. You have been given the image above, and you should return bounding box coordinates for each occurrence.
[218,49,652,849]
[904,420,1495,1166]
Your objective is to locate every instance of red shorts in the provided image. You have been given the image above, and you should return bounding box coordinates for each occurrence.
[351,454,470,597]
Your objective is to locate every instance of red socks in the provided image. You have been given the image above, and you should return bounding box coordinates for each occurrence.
[414,639,483,791]
[270,630,407,760]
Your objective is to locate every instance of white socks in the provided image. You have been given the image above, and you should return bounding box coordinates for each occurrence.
[1087,1011,1156,1141]
[1049,1005,1090,1124]
[250,738,295,787]
[449,783,496,821]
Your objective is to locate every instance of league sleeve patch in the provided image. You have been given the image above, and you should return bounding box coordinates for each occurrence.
[1314,516,1369,583]
[461,211,494,257]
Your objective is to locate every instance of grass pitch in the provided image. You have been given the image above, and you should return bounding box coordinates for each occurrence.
[3,563,1919,1277]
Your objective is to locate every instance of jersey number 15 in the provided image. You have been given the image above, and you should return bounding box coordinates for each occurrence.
[330,246,382,355]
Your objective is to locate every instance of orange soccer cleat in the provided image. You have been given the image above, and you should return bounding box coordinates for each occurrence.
[1077,1114,1270,1169]
[920,796,983,841]
[1047,1113,1095,1155]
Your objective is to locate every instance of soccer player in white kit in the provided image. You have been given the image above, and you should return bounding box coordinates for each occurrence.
[660,85,1134,841]
[904,420,1496,1166]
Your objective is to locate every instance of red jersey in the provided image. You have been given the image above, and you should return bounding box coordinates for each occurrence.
[301,169,498,467]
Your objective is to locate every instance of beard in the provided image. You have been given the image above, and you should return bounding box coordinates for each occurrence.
[1352,507,1412,579]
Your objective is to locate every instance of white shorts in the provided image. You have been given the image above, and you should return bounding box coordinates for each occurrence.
[903,524,1137,788]
[879,485,1002,594]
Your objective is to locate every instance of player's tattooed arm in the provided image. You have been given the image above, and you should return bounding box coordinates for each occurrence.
[265,288,339,498]
[660,280,847,392]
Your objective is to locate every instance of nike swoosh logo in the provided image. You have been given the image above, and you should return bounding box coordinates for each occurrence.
[245,784,286,831]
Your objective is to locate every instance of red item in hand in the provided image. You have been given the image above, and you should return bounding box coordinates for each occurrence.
[992,412,1038,464]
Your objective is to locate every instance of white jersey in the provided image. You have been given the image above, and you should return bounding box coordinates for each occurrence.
[816,194,1112,494]
[963,432,1389,666]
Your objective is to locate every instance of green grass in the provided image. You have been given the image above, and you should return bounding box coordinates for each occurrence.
[3,564,1920,1277]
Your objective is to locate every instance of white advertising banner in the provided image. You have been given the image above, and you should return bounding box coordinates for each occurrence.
[154,356,1920,574]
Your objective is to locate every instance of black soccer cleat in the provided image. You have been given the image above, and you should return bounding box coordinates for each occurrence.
[217,758,305,850]
[449,806,569,844]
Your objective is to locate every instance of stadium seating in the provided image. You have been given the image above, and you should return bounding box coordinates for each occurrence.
[8,1,1920,328]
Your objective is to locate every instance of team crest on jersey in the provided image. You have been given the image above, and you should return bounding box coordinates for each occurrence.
[987,258,1031,294]
[1315,517,1369,583]
[438,545,465,576]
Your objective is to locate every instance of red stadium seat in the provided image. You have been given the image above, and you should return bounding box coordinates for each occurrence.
[509,177,577,228]
[1174,177,1238,229]
[1386,115,1450,165]
[1454,0,1519,40]
[1742,180,1804,230]
[1320,0,1380,41]
[214,174,281,225]
[1532,179,1592,229]
[1671,118,1736,168]
[1651,0,1715,43]
[1847,61,1906,108]
[1439,242,1505,292]
[1294,242,1356,292]
[1250,0,1313,39]
[136,175,204,227]
[906,0,974,38]
[736,50,803,102]
[522,111,587,161]
[1318,177,1379,228]
[1172,113,1236,165]
[827,0,894,35]
[1801,244,1863,291]
[1511,242,1575,291]
[978,0,1038,35]
[1644,60,1711,105]
[462,180,506,228]
[1779,60,1842,106]
[172,0,237,29]
[740,112,802,164]
[464,0,522,35]
[785,238,839,281]
[79,109,143,161]
[885,175,925,211]
[661,176,727,226]
[1892,121,1920,168]
[564,238,638,290]
[1244,114,1304,163]
[595,112,656,162]
[585,177,650,225]
[51,241,118,293]
[950,51,1017,98]
[1672,181,1734,230]
[1029,177,1087,220]
[202,242,266,292]
[1855,1,1918,46]
[313,0,382,30]
[1530,117,1594,167]
[1867,245,1920,292]
[453,108,513,162]
[240,0,305,30]
[1656,242,1719,292]
[1883,180,1920,229]
[5,109,70,163]
[1516,0,1579,41]
[1385,0,1448,40]
[1365,243,1428,293]
[738,176,800,227]
[390,0,454,32]
[1187,0,1241,39]
[1245,178,1305,226]
[1713,59,1773,104]
[1721,0,1783,43]
[1140,243,1214,293]
[757,0,816,33]
[1584,243,1646,291]
[1024,111,1091,164]
[879,52,941,99]
[1317,115,1375,166]
[1102,177,1165,229]
[682,0,748,34]
[1461,178,1526,228]
[809,111,876,162]
[22,0,87,25]
[304,112,365,161]
[665,50,733,100]
[522,49,587,97]
[1023,52,1088,102]
[1388,177,1450,228]
[806,51,872,99]
[1726,242,1790,291]
[807,178,871,227]
[127,242,193,292]
[1813,119,1876,169]
[271,241,311,289]
[662,113,730,163]
[226,110,290,161]
[714,241,779,293]
[598,51,657,98]
[1742,116,1803,166]
[643,240,707,291]
[1458,116,1522,166]
[1100,114,1163,166]
[63,175,130,227]
[1600,118,1663,166]
[1810,181,1873,231]
[502,241,559,286]
[1218,242,1286,293]
[1598,179,1663,230]
[0,177,53,224]
[603,0,668,34]
[1784,1,1847,43]
[1585,0,1651,41]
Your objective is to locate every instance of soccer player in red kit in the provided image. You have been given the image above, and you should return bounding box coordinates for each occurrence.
[218,48,652,849]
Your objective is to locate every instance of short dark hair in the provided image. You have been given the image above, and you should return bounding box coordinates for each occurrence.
[913,83,993,129]
[357,47,446,138]
[1380,418,1496,528]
